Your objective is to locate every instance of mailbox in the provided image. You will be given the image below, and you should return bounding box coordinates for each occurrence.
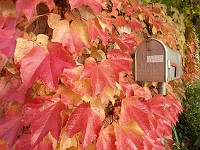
[135,38,182,83]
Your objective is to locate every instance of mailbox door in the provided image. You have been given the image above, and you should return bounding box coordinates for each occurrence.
[135,39,166,82]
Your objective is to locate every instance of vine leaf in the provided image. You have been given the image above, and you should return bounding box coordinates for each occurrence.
[96,125,116,150]
[0,75,25,104]
[0,28,20,57]
[81,57,116,96]
[0,52,8,71]
[69,0,103,14]
[125,84,152,100]
[111,32,138,52]
[107,49,132,78]
[120,96,157,135]
[114,122,144,150]
[87,18,109,45]
[20,42,76,89]
[22,97,66,147]
[65,103,102,149]
[52,20,84,57]
[128,19,143,31]
[0,105,23,148]
[16,0,53,20]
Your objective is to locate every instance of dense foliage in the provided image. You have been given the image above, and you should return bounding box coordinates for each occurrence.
[174,81,200,149]
[0,0,194,149]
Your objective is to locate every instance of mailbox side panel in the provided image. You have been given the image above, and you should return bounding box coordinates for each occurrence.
[135,39,166,82]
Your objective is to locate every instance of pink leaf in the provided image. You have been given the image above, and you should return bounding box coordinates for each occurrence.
[107,49,132,78]
[65,103,102,148]
[16,0,53,20]
[111,32,138,52]
[52,20,84,57]
[128,19,143,31]
[23,97,66,147]
[81,57,116,95]
[69,0,103,14]
[20,42,76,89]
[87,18,108,45]
[96,125,116,150]
[0,105,23,148]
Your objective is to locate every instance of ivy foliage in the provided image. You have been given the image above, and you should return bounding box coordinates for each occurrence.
[174,81,200,150]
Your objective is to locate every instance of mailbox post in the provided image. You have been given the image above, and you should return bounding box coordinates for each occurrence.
[135,38,182,95]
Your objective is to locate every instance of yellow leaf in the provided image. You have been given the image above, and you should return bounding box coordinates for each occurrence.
[0,0,15,16]
[70,20,90,46]
[48,13,61,29]
[124,120,144,136]
[14,38,36,62]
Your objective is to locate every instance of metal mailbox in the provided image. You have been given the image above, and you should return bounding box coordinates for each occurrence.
[135,38,182,94]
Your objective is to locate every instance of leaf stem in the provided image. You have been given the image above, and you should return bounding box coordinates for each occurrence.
[172,124,180,147]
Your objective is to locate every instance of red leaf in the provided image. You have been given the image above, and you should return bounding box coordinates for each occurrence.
[81,57,116,95]
[87,18,108,45]
[65,103,102,148]
[61,66,83,87]
[115,123,144,150]
[107,49,132,78]
[15,129,31,150]
[15,129,53,150]
[128,19,143,31]
[23,97,66,147]
[69,0,103,14]
[120,96,156,135]
[149,95,183,125]
[16,0,53,20]
[52,20,84,57]
[111,32,138,52]
[0,105,23,148]
[57,84,82,106]
[125,84,152,100]
[96,125,116,150]
[0,28,21,57]
[115,16,127,28]
[20,42,76,89]
[0,75,25,104]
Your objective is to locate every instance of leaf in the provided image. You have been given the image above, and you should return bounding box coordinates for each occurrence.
[14,37,37,62]
[0,28,21,57]
[128,19,143,31]
[125,84,152,100]
[70,20,90,47]
[87,18,108,45]
[16,0,53,20]
[0,105,23,148]
[120,96,157,135]
[107,49,132,78]
[23,97,66,147]
[69,0,103,14]
[0,75,25,104]
[111,32,138,52]
[0,0,16,17]
[15,129,31,150]
[61,65,83,87]
[0,52,7,71]
[52,20,84,57]
[114,122,144,150]
[149,95,183,124]
[96,125,116,150]
[20,42,76,89]
[57,84,82,106]
[81,57,116,96]
[15,129,54,150]
[72,79,93,99]
[65,103,102,149]
[47,13,61,29]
